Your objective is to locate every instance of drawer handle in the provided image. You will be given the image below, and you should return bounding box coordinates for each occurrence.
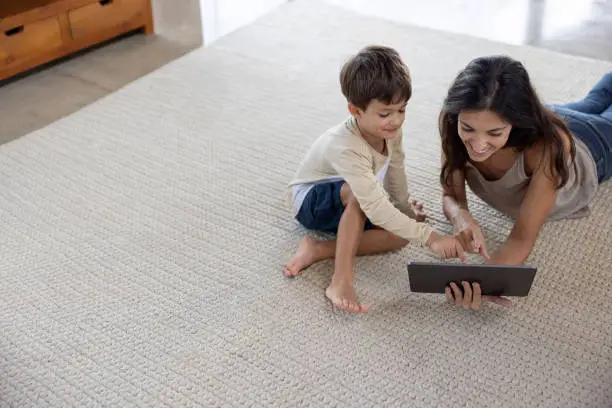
[5,26,24,37]
[99,0,113,5]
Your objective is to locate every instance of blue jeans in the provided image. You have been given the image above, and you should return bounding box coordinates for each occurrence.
[547,72,612,183]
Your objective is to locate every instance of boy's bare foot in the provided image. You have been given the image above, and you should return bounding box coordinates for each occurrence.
[284,236,323,277]
[325,278,368,313]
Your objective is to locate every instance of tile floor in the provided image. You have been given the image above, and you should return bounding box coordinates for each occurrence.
[1,0,611,145]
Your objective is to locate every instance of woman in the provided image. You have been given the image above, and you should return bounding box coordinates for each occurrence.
[439,55,611,309]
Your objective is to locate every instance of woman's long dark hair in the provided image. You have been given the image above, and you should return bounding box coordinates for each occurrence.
[439,55,576,189]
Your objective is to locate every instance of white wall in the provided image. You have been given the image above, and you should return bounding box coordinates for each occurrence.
[200,0,288,45]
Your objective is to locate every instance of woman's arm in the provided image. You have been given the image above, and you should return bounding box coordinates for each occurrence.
[488,134,569,265]
[488,174,557,265]
[441,151,468,223]
[440,151,490,257]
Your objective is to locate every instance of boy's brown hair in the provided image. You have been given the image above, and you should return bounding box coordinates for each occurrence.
[339,45,412,111]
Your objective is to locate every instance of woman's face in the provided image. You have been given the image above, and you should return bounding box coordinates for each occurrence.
[457,109,512,162]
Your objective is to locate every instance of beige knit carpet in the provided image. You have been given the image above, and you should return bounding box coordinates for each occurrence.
[1,1,611,406]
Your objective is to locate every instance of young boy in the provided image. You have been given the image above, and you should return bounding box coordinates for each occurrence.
[284,45,465,313]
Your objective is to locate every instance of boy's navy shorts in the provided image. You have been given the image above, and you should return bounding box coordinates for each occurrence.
[295,180,375,233]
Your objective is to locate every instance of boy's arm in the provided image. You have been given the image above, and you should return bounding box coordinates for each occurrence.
[384,131,413,216]
[326,143,433,246]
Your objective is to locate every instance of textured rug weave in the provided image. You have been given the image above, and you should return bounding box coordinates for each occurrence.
[1,1,611,406]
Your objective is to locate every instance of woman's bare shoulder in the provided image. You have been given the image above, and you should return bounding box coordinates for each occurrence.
[524,125,573,175]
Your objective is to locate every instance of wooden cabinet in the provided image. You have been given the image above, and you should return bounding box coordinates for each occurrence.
[68,0,149,40]
[1,17,64,67]
[0,0,154,81]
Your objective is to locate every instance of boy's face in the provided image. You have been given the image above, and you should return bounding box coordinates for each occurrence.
[350,99,407,141]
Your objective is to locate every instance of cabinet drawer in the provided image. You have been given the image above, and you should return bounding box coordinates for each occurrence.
[68,0,145,40]
[0,17,63,67]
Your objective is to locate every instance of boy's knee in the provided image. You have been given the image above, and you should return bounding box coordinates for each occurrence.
[339,183,359,208]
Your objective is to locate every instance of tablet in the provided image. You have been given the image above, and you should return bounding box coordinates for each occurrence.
[407,262,537,297]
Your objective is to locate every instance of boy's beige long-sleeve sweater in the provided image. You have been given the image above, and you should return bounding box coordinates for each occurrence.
[288,116,433,246]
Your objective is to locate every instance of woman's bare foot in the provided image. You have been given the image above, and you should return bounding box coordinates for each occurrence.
[284,236,325,277]
[325,277,368,313]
